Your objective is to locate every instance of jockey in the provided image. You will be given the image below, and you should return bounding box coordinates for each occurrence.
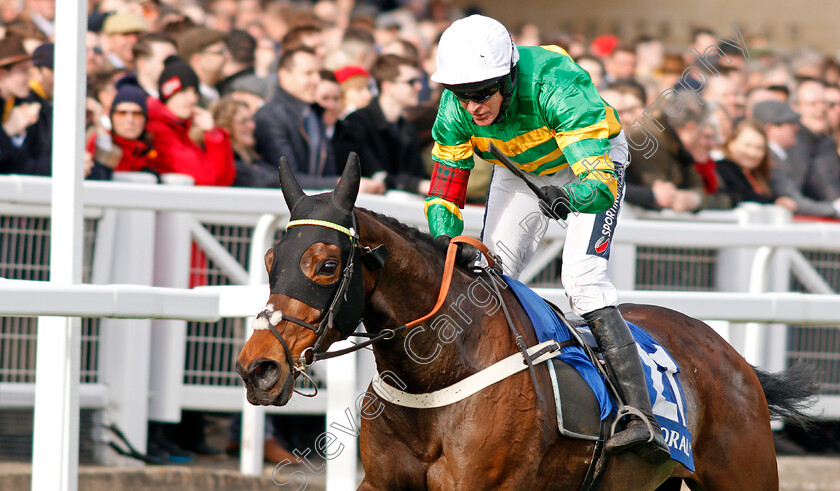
[425,15,670,464]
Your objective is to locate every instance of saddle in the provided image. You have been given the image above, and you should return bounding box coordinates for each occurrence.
[538,305,615,491]
[498,274,612,441]
[547,356,607,440]
[509,285,695,477]
[543,310,609,441]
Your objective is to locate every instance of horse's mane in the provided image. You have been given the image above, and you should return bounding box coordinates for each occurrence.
[356,207,479,273]
[356,207,437,251]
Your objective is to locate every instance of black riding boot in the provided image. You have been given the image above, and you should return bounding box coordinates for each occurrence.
[583,306,671,465]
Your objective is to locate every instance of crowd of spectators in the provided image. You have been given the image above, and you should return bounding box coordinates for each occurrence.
[585,28,840,220]
[3,0,840,463]
[2,1,840,220]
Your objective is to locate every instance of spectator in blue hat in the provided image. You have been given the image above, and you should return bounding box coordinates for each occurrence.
[85,76,156,180]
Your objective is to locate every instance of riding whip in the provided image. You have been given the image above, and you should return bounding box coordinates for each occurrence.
[487,142,551,203]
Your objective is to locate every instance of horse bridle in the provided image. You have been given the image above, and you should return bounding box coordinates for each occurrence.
[255,216,504,399]
[255,212,392,388]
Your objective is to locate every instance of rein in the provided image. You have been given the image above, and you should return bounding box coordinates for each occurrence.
[255,219,559,411]
[254,217,497,368]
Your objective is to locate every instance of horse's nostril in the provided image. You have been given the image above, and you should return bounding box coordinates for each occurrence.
[251,359,282,389]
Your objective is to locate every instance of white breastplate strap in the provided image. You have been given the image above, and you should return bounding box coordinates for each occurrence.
[371,340,563,408]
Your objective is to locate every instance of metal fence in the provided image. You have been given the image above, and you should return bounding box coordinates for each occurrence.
[0,215,100,385]
[788,250,840,396]
[4,186,840,466]
[0,409,98,463]
[183,223,324,391]
[634,246,718,292]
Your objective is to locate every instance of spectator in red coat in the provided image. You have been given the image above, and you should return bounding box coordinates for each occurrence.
[145,55,235,186]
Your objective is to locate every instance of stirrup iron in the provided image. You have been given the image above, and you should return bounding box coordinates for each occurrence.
[610,405,658,444]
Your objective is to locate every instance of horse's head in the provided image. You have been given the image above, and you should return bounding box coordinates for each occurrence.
[237,154,370,406]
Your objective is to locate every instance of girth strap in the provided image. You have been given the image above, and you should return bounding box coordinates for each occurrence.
[370,340,564,408]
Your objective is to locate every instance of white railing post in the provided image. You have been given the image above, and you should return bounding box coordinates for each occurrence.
[31,1,86,489]
[240,214,283,475]
[766,207,794,373]
[744,246,774,366]
[325,342,358,489]
[716,205,764,354]
[148,174,195,422]
[96,173,158,465]
[742,205,791,367]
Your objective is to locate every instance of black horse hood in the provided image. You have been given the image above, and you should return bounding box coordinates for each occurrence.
[269,154,365,338]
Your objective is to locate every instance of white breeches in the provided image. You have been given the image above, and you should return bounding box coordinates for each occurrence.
[481,131,629,316]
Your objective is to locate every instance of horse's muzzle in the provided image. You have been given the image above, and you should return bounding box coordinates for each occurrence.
[236,359,295,406]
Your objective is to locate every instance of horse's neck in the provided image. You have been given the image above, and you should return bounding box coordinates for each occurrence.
[357,211,514,393]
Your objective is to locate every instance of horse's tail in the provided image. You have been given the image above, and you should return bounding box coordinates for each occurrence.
[753,364,820,428]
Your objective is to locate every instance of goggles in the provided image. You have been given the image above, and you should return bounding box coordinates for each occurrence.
[447,80,501,103]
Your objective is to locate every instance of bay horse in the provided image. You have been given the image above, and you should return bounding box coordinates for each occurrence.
[237,154,815,490]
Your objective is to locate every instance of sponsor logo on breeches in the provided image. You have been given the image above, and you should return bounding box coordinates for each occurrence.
[587,184,622,258]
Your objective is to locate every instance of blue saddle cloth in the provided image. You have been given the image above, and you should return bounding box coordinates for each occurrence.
[502,275,695,471]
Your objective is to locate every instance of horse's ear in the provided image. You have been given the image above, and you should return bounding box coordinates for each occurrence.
[278,156,305,211]
[264,248,274,276]
[333,152,360,212]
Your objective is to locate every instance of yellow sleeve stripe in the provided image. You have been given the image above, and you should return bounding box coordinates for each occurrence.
[424,198,464,220]
[484,146,567,173]
[537,163,572,176]
[584,169,619,198]
[432,141,474,162]
[570,154,618,198]
[604,104,622,137]
[471,127,555,156]
[553,120,610,150]
[570,154,614,176]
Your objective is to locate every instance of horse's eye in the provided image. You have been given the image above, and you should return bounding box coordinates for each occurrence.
[318,260,338,276]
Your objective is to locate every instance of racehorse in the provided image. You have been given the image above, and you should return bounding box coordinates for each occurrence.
[237,154,815,490]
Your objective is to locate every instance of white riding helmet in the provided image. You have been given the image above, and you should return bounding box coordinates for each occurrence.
[432,15,520,86]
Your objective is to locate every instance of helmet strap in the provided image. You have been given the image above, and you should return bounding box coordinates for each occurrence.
[492,63,518,125]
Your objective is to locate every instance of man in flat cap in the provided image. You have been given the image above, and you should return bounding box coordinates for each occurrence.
[756,99,840,218]
[754,100,801,164]
[101,11,148,69]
